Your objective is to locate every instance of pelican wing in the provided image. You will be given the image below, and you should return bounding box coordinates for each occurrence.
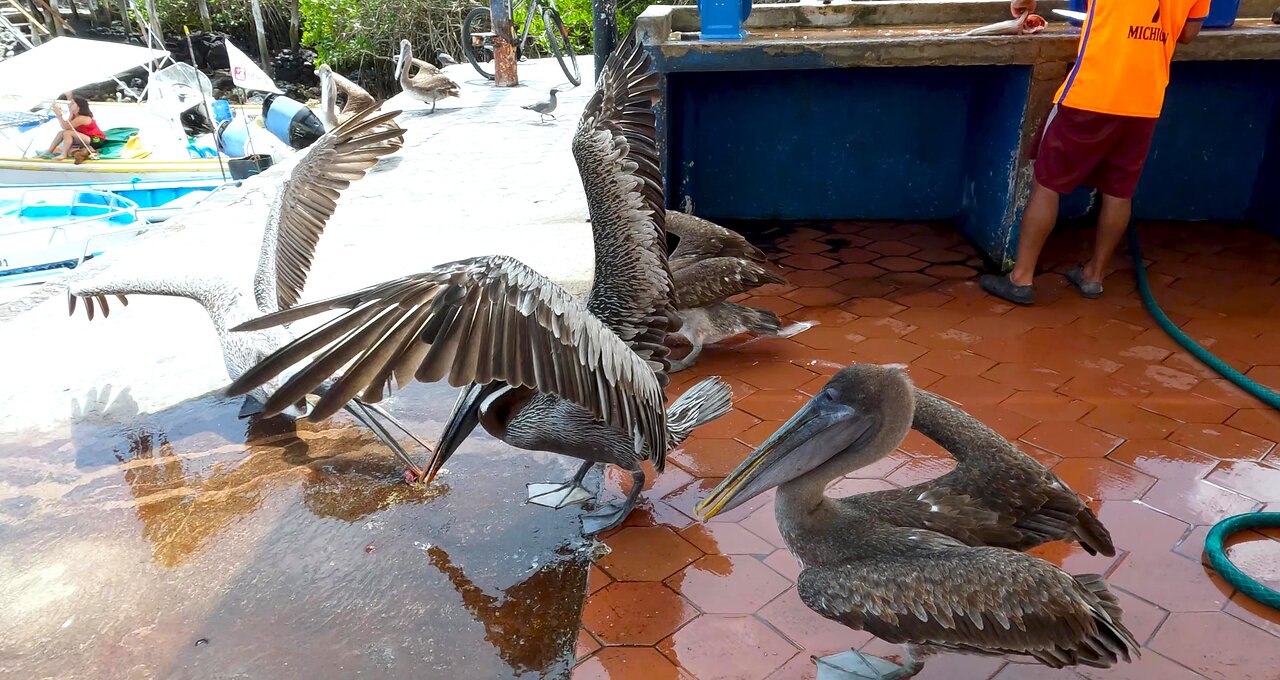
[254,106,405,313]
[667,210,768,265]
[409,71,458,92]
[410,57,441,76]
[227,254,670,458]
[330,70,376,114]
[672,257,786,310]
[894,389,1116,556]
[798,542,1138,669]
[574,33,679,382]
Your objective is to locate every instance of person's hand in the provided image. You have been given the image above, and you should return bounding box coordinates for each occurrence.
[1011,0,1036,17]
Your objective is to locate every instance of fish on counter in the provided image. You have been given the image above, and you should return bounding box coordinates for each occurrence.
[966,12,1048,36]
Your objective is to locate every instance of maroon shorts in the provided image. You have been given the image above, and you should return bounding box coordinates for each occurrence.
[1032,104,1159,199]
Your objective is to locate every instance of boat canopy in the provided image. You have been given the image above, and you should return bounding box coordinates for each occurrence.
[0,37,170,115]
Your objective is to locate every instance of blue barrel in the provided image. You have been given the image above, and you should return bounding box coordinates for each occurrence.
[698,0,751,40]
[1203,0,1241,27]
[211,99,232,123]
[261,94,325,150]
[215,119,250,158]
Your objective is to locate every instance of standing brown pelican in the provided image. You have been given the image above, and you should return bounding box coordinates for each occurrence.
[665,211,787,371]
[395,38,460,114]
[315,64,376,130]
[52,107,432,479]
[224,34,733,533]
[698,364,1138,679]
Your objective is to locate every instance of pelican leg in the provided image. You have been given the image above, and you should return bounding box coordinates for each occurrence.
[813,645,925,680]
[580,467,644,535]
[343,401,426,483]
[527,460,595,509]
[666,341,704,373]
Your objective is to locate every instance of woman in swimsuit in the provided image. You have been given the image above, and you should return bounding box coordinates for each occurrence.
[43,93,106,160]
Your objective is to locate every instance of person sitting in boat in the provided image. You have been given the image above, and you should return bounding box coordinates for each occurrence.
[41,93,106,161]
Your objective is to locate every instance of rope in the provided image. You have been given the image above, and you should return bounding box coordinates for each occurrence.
[1127,222,1280,610]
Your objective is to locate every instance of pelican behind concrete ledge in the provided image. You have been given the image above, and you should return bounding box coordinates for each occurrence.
[53,107,433,479]
[698,364,1137,678]
[224,34,733,534]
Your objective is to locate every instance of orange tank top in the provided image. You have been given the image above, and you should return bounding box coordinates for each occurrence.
[1054,0,1211,118]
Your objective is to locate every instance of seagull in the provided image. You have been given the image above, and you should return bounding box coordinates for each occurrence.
[437,51,458,67]
[522,88,560,122]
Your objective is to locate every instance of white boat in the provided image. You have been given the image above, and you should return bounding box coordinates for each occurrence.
[0,188,149,286]
[0,37,297,198]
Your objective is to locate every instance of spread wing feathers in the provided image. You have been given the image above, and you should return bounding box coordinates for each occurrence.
[797,546,1139,669]
[574,32,678,383]
[226,254,671,457]
[672,257,787,310]
[66,291,130,321]
[256,106,406,313]
[667,210,768,264]
[410,57,441,76]
[895,389,1115,556]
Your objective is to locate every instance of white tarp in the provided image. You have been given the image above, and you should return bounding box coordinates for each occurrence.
[0,37,169,112]
[226,41,282,94]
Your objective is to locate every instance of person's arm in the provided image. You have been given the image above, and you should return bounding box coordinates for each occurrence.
[51,104,72,130]
[1011,0,1036,17]
[1180,0,1211,44]
[1178,19,1203,44]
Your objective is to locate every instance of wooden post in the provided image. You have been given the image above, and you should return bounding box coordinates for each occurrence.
[197,0,210,32]
[288,0,299,52]
[142,0,161,41]
[249,0,271,74]
[490,0,517,87]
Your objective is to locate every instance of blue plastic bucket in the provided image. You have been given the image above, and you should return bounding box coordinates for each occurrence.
[697,0,752,40]
[1204,0,1241,28]
[211,99,232,123]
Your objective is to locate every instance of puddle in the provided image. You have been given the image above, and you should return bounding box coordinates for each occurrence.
[0,381,592,679]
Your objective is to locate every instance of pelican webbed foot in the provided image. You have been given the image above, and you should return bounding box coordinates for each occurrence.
[580,468,644,535]
[814,651,922,680]
[666,342,704,373]
[528,460,595,508]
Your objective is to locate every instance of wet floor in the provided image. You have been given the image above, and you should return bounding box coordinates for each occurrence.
[576,219,1280,680]
[0,381,593,679]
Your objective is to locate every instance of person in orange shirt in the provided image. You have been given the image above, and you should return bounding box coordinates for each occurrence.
[981,0,1209,305]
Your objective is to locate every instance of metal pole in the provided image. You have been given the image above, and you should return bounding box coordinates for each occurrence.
[591,0,616,82]
[491,0,517,87]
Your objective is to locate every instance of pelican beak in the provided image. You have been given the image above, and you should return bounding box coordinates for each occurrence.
[423,382,501,484]
[696,388,872,520]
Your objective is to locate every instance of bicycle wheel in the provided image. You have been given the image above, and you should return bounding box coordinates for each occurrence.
[542,8,581,86]
[462,6,496,81]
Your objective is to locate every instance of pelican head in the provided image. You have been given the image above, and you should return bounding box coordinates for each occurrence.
[422,381,509,483]
[395,39,412,80]
[316,63,332,80]
[697,364,915,519]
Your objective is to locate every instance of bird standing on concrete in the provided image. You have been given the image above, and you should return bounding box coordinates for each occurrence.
[437,51,458,67]
[522,88,560,122]
[395,39,460,114]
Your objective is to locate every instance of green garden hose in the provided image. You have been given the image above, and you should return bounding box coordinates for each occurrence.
[1127,223,1280,610]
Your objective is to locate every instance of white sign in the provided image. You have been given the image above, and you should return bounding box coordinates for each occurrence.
[226,40,283,94]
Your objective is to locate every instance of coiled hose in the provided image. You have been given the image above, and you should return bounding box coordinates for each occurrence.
[1131,225,1280,612]
[1128,223,1280,611]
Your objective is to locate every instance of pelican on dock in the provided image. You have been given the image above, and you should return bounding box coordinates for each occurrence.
[46,107,433,480]
[316,64,377,130]
[665,211,787,371]
[395,39,460,114]
[698,364,1138,679]
[225,34,733,534]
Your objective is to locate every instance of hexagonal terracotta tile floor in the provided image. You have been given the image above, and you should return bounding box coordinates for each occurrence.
[573,221,1280,679]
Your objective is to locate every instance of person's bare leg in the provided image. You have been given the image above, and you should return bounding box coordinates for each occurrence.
[1008,179,1062,286]
[1081,192,1131,283]
[52,131,75,159]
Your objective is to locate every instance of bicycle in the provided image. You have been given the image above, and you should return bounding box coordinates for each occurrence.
[461,0,581,87]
